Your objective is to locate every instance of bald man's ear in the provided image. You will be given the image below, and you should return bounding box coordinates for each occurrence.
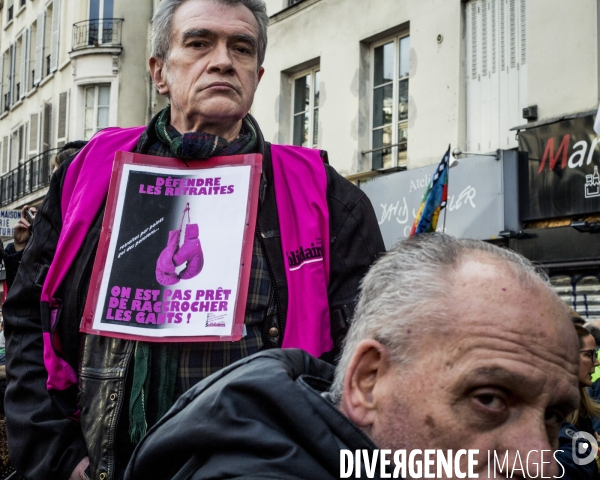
[149,57,170,96]
[340,340,391,431]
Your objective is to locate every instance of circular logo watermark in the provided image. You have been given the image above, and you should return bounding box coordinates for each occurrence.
[571,431,598,465]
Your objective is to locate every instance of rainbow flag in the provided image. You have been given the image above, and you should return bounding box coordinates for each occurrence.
[409,146,450,236]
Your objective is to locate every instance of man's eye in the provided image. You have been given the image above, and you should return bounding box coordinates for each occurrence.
[189,41,207,48]
[544,409,565,427]
[472,391,507,412]
[235,47,251,55]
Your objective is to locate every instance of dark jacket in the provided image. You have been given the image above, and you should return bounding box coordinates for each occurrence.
[3,243,23,291]
[125,349,380,480]
[3,115,384,480]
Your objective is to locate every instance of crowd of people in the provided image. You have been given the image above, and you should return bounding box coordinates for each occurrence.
[0,0,598,479]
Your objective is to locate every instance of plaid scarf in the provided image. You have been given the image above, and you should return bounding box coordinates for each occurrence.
[154,106,257,160]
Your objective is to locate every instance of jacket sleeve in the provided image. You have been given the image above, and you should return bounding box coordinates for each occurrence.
[3,161,88,480]
[324,164,385,353]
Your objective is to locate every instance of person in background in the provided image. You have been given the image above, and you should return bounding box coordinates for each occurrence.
[52,141,87,173]
[556,324,600,480]
[3,205,35,292]
[586,321,600,381]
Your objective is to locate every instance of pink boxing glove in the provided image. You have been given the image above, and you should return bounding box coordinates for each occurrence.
[155,230,181,286]
[173,223,204,280]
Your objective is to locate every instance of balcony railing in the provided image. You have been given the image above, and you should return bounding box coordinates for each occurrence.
[0,148,60,207]
[72,18,123,51]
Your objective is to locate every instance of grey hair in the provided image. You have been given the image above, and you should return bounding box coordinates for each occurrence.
[329,233,557,404]
[151,0,269,67]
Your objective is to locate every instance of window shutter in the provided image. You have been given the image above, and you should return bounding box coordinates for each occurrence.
[19,35,26,99]
[34,11,45,85]
[50,0,60,72]
[491,0,496,73]
[22,28,30,94]
[481,0,487,76]
[57,91,67,140]
[29,112,38,155]
[500,0,505,70]
[2,136,8,173]
[509,0,516,68]
[0,52,4,112]
[470,1,477,79]
[520,0,526,64]
[9,44,15,106]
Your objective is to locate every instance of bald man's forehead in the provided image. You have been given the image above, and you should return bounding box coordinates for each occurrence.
[444,255,575,353]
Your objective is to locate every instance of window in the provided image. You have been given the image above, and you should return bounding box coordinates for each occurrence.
[30,21,37,84]
[1,136,8,173]
[7,0,14,24]
[84,85,110,140]
[465,0,527,152]
[370,34,409,170]
[44,3,53,76]
[291,68,319,148]
[4,45,15,111]
[0,50,8,112]
[89,0,114,45]
[10,125,25,170]
[41,102,52,152]
[14,35,22,103]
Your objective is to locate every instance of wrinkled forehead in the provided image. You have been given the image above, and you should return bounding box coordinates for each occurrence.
[171,0,260,39]
[441,255,577,358]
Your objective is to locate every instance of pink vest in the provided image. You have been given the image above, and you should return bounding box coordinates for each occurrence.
[40,127,333,398]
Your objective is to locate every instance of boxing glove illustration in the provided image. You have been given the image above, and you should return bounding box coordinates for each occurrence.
[173,223,204,280]
[155,229,181,286]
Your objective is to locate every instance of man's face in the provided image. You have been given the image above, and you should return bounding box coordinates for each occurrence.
[151,0,264,133]
[346,256,580,479]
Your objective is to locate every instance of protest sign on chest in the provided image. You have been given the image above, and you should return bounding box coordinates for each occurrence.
[81,151,261,342]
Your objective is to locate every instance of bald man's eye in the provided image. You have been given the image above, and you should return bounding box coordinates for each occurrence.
[471,389,507,413]
[544,409,565,427]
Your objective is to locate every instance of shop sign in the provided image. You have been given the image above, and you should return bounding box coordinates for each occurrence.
[0,209,21,237]
[518,114,600,220]
[360,152,518,249]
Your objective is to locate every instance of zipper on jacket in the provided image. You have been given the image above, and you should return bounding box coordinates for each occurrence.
[256,227,284,343]
[106,341,134,480]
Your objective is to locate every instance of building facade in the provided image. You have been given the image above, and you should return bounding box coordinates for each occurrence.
[254,0,600,320]
[0,0,168,213]
[254,0,600,178]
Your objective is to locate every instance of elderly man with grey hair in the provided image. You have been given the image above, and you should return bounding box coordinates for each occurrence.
[125,234,581,479]
[3,0,383,479]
